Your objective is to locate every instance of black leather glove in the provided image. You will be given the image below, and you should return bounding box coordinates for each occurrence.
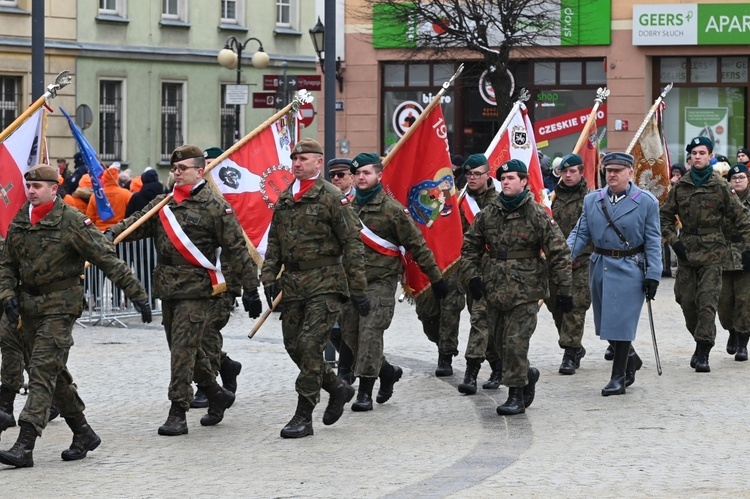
[556,295,574,313]
[350,294,371,317]
[242,289,263,319]
[643,278,659,301]
[468,277,484,300]
[132,299,152,323]
[743,251,750,271]
[263,281,279,308]
[432,279,449,300]
[4,297,19,324]
[103,230,115,243]
[672,241,688,261]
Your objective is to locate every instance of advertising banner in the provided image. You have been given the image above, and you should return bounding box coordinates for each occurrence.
[684,107,729,157]
[633,3,750,46]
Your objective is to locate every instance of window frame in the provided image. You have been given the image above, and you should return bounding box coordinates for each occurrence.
[160,81,186,162]
[0,75,22,131]
[276,0,297,29]
[99,0,126,17]
[162,0,187,22]
[99,78,126,163]
[221,0,242,25]
[0,0,19,8]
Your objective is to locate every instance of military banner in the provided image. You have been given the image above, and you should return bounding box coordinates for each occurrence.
[582,127,601,191]
[0,107,44,236]
[632,103,671,203]
[209,117,296,258]
[381,104,463,296]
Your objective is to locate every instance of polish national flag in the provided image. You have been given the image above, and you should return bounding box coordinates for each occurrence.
[209,118,296,258]
[0,108,44,236]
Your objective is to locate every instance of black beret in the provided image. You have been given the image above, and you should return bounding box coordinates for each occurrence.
[351,152,382,173]
[496,159,527,177]
[204,146,224,160]
[738,147,750,158]
[556,153,583,172]
[686,136,714,153]
[727,163,749,179]
[462,154,488,171]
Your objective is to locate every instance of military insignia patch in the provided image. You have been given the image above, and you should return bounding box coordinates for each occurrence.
[502,164,509,171]
[340,198,348,205]
[84,218,93,226]
[225,208,233,214]
[550,218,557,225]
[175,151,183,159]
[352,160,359,168]
[693,138,700,145]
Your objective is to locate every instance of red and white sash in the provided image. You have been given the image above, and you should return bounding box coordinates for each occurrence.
[460,195,481,226]
[360,221,404,257]
[159,205,227,295]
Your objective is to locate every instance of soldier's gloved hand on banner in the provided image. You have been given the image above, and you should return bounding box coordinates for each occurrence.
[556,295,574,313]
[643,278,659,301]
[468,277,484,300]
[742,251,750,271]
[242,289,263,319]
[263,281,279,309]
[4,297,19,324]
[350,294,371,317]
[103,230,115,243]
[672,241,688,261]
[132,299,152,323]
[432,279,449,300]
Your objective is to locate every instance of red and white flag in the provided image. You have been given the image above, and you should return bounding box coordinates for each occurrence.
[484,103,549,213]
[0,108,44,236]
[209,118,296,258]
[632,103,671,203]
[459,194,481,226]
[381,105,463,296]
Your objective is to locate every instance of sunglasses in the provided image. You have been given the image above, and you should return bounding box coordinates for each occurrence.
[330,171,350,179]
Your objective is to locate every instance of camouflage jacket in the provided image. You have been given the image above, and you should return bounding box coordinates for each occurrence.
[722,187,750,270]
[354,188,442,284]
[108,182,258,300]
[462,191,572,309]
[660,172,750,267]
[460,182,497,233]
[552,179,593,264]
[260,176,367,301]
[0,198,147,317]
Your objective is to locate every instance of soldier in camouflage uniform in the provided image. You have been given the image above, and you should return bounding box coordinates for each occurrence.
[718,163,750,361]
[462,159,572,415]
[0,235,24,441]
[661,136,750,372]
[340,153,448,411]
[107,145,262,436]
[456,154,501,394]
[0,164,152,468]
[546,154,591,375]
[260,138,369,439]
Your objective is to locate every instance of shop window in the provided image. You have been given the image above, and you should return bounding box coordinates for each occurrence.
[690,58,717,84]
[434,64,454,86]
[534,62,556,85]
[408,64,430,87]
[722,57,748,84]
[586,61,606,85]
[560,62,582,85]
[384,65,406,87]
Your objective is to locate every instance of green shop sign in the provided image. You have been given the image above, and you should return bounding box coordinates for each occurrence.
[372,0,611,49]
[633,3,750,46]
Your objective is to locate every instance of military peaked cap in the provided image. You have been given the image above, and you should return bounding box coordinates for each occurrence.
[327,158,353,172]
[602,152,634,169]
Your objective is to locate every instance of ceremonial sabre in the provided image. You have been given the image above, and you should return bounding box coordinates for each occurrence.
[646,299,662,375]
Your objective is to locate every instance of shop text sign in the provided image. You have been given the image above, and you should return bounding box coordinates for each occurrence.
[633,4,750,45]
[534,104,607,142]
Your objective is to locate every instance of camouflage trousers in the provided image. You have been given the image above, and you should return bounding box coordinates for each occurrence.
[463,293,499,363]
[341,276,397,378]
[547,260,591,349]
[203,293,235,373]
[281,294,342,406]
[487,301,538,388]
[718,270,750,334]
[415,270,465,357]
[0,312,29,392]
[674,263,722,345]
[18,314,85,436]
[162,299,216,411]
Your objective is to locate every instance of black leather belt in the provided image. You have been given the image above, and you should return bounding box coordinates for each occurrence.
[285,256,342,271]
[488,250,539,260]
[593,245,645,258]
[160,255,191,266]
[683,227,721,236]
[21,276,81,296]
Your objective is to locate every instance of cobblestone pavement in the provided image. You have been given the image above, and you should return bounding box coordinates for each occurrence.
[2,277,749,498]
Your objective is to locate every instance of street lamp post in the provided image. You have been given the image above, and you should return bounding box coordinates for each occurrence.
[217,36,270,143]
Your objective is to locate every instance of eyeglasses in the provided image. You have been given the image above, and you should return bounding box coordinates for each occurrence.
[465,170,489,178]
[330,171,350,179]
[170,165,200,173]
[732,175,748,182]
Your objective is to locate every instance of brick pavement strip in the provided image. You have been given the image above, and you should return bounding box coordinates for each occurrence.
[1,278,749,497]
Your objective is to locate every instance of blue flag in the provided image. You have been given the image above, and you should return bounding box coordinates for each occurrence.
[59,106,114,221]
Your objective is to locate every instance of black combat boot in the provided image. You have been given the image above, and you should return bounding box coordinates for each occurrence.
[351,377,375,412]
[61,413,101,461]
[496,387,525,415]
[559,346,586,375]
[482,360,502,389]
[694,341,712,373]
[200,382,236,426]
[0,421,37,468]
[735,333,749,362]
[523,367,540,408]
[727,330,738,355]
[280,395,314,438]
[190,388,209,409]
[435,353,453,377]
[321,377,355,426]
[625,346,643,387]
[0,385,16,439]
[219,355,242,394]
[337,342,356,386]
[604,341,615,361]
[690,342,699,368]
[158,401,188,436]
[457,360,481,395]
[602,341,629,396]
[376,362,403,404]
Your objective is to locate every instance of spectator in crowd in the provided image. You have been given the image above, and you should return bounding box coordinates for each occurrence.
[737,147,749,165]
[452,154,466,190]
[63,173,92,213]
[118,170,132,190]
[86,166,132,231]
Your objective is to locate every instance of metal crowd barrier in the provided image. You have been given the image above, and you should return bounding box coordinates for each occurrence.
[79,238,162,328]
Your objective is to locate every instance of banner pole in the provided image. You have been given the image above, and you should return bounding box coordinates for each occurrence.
[626,83,673,154]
